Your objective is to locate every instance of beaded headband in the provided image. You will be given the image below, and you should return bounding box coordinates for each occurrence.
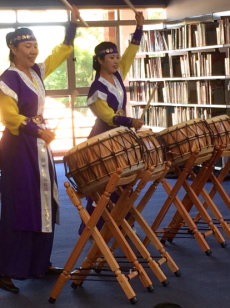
[7,28,36,47]
[10,34,36,45]
[96,46,118,57]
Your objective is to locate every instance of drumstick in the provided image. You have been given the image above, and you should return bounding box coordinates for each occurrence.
[140,85,157,120]
[60,0,89,27]
[122,0,138,14]
[54,118,63,131]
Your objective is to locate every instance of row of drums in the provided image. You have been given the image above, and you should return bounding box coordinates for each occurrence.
[64,114,230,196]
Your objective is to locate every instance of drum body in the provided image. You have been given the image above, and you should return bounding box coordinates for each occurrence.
[206,115,230,150]
[64,127,144,195]
[159,118,214,166]
[137,129,166,172]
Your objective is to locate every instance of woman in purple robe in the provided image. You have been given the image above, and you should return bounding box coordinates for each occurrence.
[0,5,80,294]
[79,11,145,236]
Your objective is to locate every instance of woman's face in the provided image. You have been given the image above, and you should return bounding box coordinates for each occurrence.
[12,40,39,68]
[99,53,120,74]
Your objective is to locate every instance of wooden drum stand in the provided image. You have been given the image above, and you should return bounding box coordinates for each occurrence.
[143,147,228,255]
[49,169,147,304]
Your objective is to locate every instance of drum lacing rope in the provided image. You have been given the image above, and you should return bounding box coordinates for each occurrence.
[205,120,214,146]
[64,144,108,188]
[195,120,213,149]
[155,133,167,163]
[165,127,185,159]
[78,138,120,182]
[144,133,167,166]
[162,120,213,160]
[210,119,230,146]
[129,129,144,166]
[116,130,144,168]
[97,131,133,171]
[63,129,144,191]
[63,157,79,190]
[76,145,101,184]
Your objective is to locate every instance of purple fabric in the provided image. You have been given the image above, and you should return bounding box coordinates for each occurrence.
[88,70,128,137]
[79,32,143,233]
[78,190,132,235]
[64,22,77,46]
[0,51,59,279]
[87,26,143,138]
[113,115,132,128]
[9,28,36,46]
[0,146,57,278]
[0,195,56,279]
[131,26,143,45]
[89,71,127,112]
[0,65,55,232]
[96,45,118,57]
[19,119,43,137]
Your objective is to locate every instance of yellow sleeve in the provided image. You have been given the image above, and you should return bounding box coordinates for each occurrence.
[0,90,26,135]
[44,44,73,79]
[119,43,139,81]
[90,98,116,127]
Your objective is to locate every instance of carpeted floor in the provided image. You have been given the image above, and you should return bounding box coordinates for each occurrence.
[1,162,230,308]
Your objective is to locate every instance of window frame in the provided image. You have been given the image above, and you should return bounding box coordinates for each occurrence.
[0,8,165,153]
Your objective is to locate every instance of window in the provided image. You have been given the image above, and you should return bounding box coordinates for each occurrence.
[17,10,68,23]
[79,9,117,21]
[0,28,14,74]
[0,10,16,23]
[147,9,166,20]
[0,8,165,158]
[74,27,117,87]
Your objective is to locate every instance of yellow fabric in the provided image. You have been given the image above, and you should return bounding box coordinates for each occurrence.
[0,44,73,135]
[44,44,73,79]
[119,43,139,81]
[0,90,26,135]
[91,98,116,127]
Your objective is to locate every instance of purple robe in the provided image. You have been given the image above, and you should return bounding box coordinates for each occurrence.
[0,64,59,279]
[87,70,131,137]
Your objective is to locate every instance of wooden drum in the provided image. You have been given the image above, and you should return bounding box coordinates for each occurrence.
[137,129,167,172]
[206,115,230,150]
[64,127,144,195]
[159,118,214,166]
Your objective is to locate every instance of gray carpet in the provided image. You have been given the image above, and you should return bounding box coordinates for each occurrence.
[1,163,230,308]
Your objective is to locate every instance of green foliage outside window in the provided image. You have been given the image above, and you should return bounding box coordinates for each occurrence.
[44,27,105,112]
[44,61,67,90]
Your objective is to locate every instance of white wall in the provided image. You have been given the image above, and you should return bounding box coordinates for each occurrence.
[166,0,230,20]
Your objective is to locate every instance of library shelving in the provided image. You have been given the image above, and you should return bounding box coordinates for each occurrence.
[129,16,230,131]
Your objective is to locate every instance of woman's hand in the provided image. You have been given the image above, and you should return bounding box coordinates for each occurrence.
[131,118,145,130]
[135,12,144,28]
[71,5,81,23]
[40,129,56,144]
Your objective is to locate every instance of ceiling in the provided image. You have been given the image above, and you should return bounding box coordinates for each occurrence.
[0,0,170,9]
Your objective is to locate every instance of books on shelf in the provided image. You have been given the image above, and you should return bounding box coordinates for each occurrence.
[129,81,160,102]
[129,16,229,133]
[131,105,168,127]
[172,107,211,125]
[130,80,225,106]
[131,104,212,128]
[133,21,221,53]
[129,51,226,79]
[196,80,225,105]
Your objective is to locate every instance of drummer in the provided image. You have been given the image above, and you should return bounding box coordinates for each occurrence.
[0,6,80,293]
[79,11,145,235]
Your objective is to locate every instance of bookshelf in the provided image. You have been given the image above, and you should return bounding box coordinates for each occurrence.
[129,16,230,131]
